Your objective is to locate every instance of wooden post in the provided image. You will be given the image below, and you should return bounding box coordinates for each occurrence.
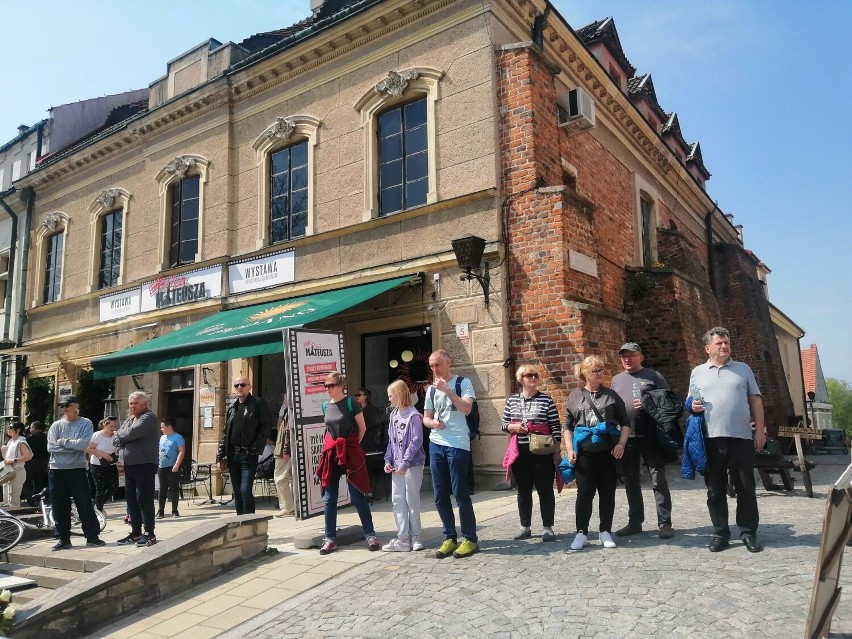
[795,434,814,498]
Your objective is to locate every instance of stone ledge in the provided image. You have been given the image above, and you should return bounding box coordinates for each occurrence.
[12,513,271,639]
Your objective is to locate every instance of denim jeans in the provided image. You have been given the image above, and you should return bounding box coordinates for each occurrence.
[228,449,259,515]
[124,463,157,535]
[430,442,477,542]
[323,467,376,540]
[49,468,101,542]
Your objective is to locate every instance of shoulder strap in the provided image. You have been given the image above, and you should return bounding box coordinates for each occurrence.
[455,376,464,396]
[321,400,328,415]
[583,389,606,424]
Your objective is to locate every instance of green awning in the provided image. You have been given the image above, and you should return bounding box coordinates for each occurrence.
[91,275,410,378]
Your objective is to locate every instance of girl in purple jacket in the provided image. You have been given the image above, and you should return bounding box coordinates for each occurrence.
[382,380,426,552]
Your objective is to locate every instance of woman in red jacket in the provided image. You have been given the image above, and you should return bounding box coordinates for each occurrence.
[315,372,380,555]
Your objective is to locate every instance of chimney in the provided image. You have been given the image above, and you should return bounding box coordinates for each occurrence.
[17,124,29,136]
[311,0,325,16]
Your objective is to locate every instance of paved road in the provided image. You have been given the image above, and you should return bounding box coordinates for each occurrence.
[223,460,852,639]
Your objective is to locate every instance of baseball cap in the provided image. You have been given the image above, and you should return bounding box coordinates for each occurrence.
[58,395,79,407]
[618,342,642,354]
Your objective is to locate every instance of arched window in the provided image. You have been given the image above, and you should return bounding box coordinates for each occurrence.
[33,212,71,306]
[88,188,131,291]
[155,155,210,269]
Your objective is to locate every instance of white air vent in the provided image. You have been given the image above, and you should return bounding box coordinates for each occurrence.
[559,87,596,137]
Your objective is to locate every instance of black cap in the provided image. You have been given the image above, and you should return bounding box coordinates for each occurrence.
[58,395,79,407]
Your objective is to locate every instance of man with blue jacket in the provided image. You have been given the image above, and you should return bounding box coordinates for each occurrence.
[689,327,765,553]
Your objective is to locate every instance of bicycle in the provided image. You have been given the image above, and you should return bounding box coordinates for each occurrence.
[0,489,107,554]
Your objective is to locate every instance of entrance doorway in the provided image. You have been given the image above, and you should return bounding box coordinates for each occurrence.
[162,369,195,460]
[361,326,432,410]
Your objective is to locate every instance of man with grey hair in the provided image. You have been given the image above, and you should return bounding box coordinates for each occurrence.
[113,391,160,547]
[47,395,105,550]
[688,327,766,553]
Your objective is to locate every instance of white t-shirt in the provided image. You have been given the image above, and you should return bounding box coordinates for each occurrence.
[4,437,30,470]
[425,375,476,451]
[89,431,117,466]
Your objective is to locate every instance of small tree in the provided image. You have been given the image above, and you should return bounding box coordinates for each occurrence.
[24,377,55,425]
[826,378,852,438]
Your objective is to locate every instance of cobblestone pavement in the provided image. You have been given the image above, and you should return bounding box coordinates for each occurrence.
[223,461,852,639]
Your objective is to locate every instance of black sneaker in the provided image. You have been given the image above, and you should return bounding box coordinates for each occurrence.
[156,511,164,519]
[86,538,106,547]
[117,533,142,545]
[136,533,157,547]
[52,540,72,551]
[172,511,180,518]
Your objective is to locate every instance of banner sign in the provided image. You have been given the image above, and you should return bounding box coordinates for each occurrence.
[99,287,141,322]
[284,328,349,519]
[140,265,223,313]
[229,249,295,295]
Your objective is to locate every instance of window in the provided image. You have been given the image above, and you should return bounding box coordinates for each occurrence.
[269,141,308,244]
[43,233,63,303]
[97,209,123,289]
[169,175,200,267]
[640,197,653,267]
[378,98,428,216]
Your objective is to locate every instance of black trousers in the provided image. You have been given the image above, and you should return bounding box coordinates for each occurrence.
[704,437,759,538]
[125,463,157,535]
[574,449,617,535]
[158,467,181,514]
[511,444,556,527]
[49,468,101,542]
[89,464,118,510]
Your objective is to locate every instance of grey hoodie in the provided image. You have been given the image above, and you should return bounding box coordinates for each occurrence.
[47,416,94,470]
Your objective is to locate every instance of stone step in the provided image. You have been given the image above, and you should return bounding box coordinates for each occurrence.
[0,563,79,589]
[13,586,53,604]
[6,546,109,573]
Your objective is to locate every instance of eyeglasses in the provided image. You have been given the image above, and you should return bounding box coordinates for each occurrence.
[355,393,366,397]
[590,368,606,375]
[323,383,339,389]
[619,353,640,359]
[522,373,539,379]
[233,383,249,388]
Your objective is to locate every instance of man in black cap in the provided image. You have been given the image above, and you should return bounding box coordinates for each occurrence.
[611,342,675,539]
[47,395,105,550]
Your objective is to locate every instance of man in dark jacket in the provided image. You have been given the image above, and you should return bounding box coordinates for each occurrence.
[611,342,675,540]
[25,421,49,496]
[217,376,273,515]
[113,391,160,547]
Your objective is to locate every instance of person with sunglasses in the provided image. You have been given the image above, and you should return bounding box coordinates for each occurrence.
[216,376,273,515]
[315,372,380,555]
[501,365,562,542]
[563,356,630,551]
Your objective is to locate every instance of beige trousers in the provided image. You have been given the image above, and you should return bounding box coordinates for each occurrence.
[273,455,294,512]
[0,467,26,507]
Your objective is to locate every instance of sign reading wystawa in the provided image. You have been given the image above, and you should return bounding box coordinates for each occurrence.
[228,249,295,294]
[99,287,142,322]
[140,265,223,313]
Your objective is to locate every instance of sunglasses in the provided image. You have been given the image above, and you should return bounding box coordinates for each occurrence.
[522,373,539,379]
[233,383,249,388]
[324,383,339,389]
[590,368,606,375]
[355,392,366,397]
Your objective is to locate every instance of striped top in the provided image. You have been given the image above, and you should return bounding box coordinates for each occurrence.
[501,391,562,445]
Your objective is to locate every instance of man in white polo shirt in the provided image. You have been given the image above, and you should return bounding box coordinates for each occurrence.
[688,327,766,553]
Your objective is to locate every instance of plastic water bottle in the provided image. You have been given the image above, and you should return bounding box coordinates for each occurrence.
[632,382,642,400]
[690,384,703,407]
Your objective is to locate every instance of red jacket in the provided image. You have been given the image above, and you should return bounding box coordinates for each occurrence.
[315,432,372,496]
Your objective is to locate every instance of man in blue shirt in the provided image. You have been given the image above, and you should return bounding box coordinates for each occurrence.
[157,417,186,518]
[424,349,479,559]
[689,327,766,553]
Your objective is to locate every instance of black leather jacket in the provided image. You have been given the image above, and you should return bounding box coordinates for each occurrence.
[217,394,273,461]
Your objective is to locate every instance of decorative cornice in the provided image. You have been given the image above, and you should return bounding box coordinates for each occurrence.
[163,156,196,178]
[40,212,64,232]
[265,117,296,142]
[374,69,419,97]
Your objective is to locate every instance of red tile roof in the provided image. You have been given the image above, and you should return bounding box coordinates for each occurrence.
[801,344,818,395]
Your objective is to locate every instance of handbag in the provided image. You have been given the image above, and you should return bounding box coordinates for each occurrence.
[527,423,557,456]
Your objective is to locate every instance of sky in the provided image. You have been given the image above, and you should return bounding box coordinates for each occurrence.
[1,1,850,381]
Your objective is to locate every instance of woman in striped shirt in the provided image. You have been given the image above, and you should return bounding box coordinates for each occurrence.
[502,365,562,542]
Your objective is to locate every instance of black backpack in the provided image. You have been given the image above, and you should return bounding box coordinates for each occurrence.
[428,376,480,441]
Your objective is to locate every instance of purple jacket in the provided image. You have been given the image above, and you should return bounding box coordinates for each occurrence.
[384,406,426,471]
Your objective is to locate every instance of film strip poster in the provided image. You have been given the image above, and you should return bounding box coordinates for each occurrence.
[284,328,350,519]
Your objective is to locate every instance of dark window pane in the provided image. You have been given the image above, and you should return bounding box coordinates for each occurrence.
[380,158,403,189]
[181,199,199,222]
[406,124,427,155]
[271,148,289,176]
[181,218,198,239]
[379,133,402,163]
[291,188,308,214]
[405,152,428,182]
[271,173,288,197]
[291,211,307,238]
[378,109,401,136]
[404,98,426,126]
[290,141,308,167]
[180,238,197,264]
[270,217,287,244]
[380,186,403,216]
[291,166,307,192]
[182,175,200,200]
[271,195,288,221]
[406,178,428,207]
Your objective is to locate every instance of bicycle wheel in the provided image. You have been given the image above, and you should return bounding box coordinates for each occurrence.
[68,503,107,535]
[0,516,25,554]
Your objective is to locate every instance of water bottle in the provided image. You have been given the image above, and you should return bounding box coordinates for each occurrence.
[632,382,642,400]
[690,384,702,402]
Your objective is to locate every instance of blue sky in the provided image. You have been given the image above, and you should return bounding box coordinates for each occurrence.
[2,1,849,381]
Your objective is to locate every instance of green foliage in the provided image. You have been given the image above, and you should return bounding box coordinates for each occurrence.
[826,378,852,436]
[76,369,114,425]
[24,377,55,425]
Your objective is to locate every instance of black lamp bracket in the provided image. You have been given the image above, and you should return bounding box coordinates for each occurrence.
[460,262,490,308]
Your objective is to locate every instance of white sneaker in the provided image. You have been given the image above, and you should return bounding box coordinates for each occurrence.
[600,531,617,549]
[411,536,425,551]
[570,532,588,550]
[382,538,412,552]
